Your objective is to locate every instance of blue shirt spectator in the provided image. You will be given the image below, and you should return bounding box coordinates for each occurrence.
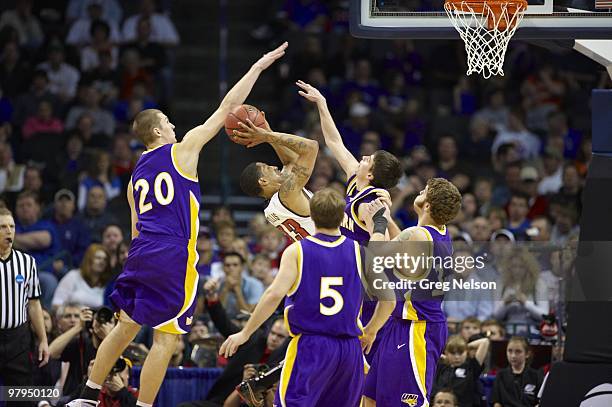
[49,189,91,270]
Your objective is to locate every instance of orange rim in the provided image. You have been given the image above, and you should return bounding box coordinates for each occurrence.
[445,0,528,30]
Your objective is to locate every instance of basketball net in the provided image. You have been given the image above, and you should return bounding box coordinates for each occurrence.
[444,0,528,78]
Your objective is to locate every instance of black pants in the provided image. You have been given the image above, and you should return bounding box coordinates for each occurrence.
[0,324,33,407]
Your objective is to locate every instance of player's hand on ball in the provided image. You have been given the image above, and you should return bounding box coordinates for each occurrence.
[360,328,377,355]
[253,41,288,71]
[296,80,325,104]
[232,119,270,148]
[219,331,249,358]
[375,190,393,211]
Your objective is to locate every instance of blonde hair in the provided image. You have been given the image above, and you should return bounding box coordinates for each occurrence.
[498,247,540,296]
[445,335,467,354]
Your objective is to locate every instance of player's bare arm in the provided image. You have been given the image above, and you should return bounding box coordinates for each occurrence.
[127,180,139,239]
[297,80,359,178]
[174,42,288,177]
[219,243,299,358]
[234,119,318,213]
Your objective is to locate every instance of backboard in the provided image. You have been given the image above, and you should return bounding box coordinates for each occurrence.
[350,0,612,39]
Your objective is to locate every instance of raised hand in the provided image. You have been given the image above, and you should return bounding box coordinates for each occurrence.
[232,119,271,148]
[253,42,288,71]
[296,80,326,104]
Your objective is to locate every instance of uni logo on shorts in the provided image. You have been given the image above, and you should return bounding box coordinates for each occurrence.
[401,393,419,406]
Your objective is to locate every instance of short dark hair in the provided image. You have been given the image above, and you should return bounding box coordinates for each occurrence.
[370,150,401,190]
[16,191,40,205]
[224,251,245,265]
[510,192,530,206]
[240,162,263,197]
[309,188,345,229]
[131,109,162,146]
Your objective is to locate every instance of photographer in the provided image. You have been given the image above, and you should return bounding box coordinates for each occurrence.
[49,306,116,396]
[222,364,277,407]
[178,279,288,407]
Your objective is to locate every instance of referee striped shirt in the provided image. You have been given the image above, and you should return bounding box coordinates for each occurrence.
[0,249,41,329]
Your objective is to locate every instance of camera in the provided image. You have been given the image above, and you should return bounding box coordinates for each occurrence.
[251,363,270,375]
[111,357,132,374]
[85,306,115,330]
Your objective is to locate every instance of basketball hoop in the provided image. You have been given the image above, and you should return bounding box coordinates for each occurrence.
[444,0,528,78]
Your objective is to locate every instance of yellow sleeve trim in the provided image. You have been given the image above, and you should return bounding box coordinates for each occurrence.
[171,144,199,182]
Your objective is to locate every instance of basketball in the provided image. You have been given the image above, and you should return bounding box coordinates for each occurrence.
[224,104,266,141]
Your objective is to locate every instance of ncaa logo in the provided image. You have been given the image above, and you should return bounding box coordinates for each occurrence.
[580,383,612,407]
[15,274,24,284]
[401,393,419,406]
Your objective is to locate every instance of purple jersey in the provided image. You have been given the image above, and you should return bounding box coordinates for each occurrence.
[284,233,364,338]
[340,174,384,245]
[392,225,453,322]
[131,144,200,239]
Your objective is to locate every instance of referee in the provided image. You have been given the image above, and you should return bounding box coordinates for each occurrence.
[0,207,49,405]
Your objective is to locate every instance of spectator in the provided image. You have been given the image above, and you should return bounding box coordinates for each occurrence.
[14,191,60,276]
[491,336,544,407]
[474,88,509,129]
[103,240,129,308]
[464,116,495,171]
[492,162,522,207]
[52,243,112,309]
[78,150,122,211]
[48,307,116,396]
[433,335,490,407]
[66,2,121,47]
[81,185,118,242]
[80,19,119,72]
[469,216,492,244]
[12,69,59,128]
[0,40,30,99]
[488,208,507,233]
[37,45,81,102]
[459,317,481,342]
[520,166,549,220]
[118,49,154,100]
[52,132,86,192]
[255,225,287,271]
[0,142,25,193]
[84,49,120,105]
[97,357,139,407]
[101,224,123,268]
[122,17,167,75]
[481,319,506,341]
[506,193,531,240]
[437,135,472,180]
[121,0,180,46]
[432,389,459,407]
[538,147,564,195]
[250,254,274,288]
[0,0,44,49]
[65,86,116,137]
[219,252,264,319]
[494,248,549,330]
[492,107,541,160]
[111,135,135,184]
[196,226,217,278]
[550,205,579,246]
[50,189,91,270]
[66,0,123,25]
[21,100,64,140]
[552,163,583,214]
[55,302,83,334]
[547,110,581,159]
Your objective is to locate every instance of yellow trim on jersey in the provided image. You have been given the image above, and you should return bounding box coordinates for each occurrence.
[347,175,358,196]
[287,243,303,297]
[354,241,363,278]
[425,224,447,235]
[141,144,165,154]
[305,235,346,247]
[403,300,419,321]
[153,192,200,334]
[171,144,199,182]
[283,305,296,337]
[349,187,385,232]
[280,334,301,407]
[410,321,429,405]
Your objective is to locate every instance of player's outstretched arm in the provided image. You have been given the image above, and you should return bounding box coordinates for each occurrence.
[296,80,359,178]
[175,42,288,175]
[219,243,299,358]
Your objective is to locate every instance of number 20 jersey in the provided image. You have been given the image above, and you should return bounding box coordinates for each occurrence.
[132,143,201,239]
[264,189,315,241]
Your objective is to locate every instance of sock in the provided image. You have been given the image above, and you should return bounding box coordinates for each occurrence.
[136,401,153,407]
[81,380,102,401]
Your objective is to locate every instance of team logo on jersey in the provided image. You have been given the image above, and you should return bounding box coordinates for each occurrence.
[401,393,419,406]
[15,274,24,284]
[524,383,536,395]
[186,317,193,325]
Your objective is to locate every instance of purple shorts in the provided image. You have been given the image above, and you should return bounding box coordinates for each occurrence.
[109,233,199,334]
[364,318,447,407]
[274,334,364,407]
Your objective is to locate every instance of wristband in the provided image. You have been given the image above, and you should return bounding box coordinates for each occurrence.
[372,208,388,235]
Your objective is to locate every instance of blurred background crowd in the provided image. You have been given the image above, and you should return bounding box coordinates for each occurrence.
[0,0,608,406]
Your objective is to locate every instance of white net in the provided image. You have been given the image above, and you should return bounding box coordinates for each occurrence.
[444,0,527,78]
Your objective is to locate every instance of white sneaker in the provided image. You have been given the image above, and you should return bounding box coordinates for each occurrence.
[65,399,100,407]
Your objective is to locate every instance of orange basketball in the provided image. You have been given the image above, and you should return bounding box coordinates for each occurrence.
[224,104,266,143]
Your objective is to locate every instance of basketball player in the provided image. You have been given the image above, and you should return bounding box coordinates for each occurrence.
[362,178,462,407]
[296,80,403,246]
[236,118,319,241]
[219,189,396,407]
[67,42,288,407]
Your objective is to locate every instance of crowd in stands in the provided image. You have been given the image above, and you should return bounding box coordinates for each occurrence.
[2,0,607,406]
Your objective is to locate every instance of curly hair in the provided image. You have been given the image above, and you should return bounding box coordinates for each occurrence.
[425,178,462,225]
